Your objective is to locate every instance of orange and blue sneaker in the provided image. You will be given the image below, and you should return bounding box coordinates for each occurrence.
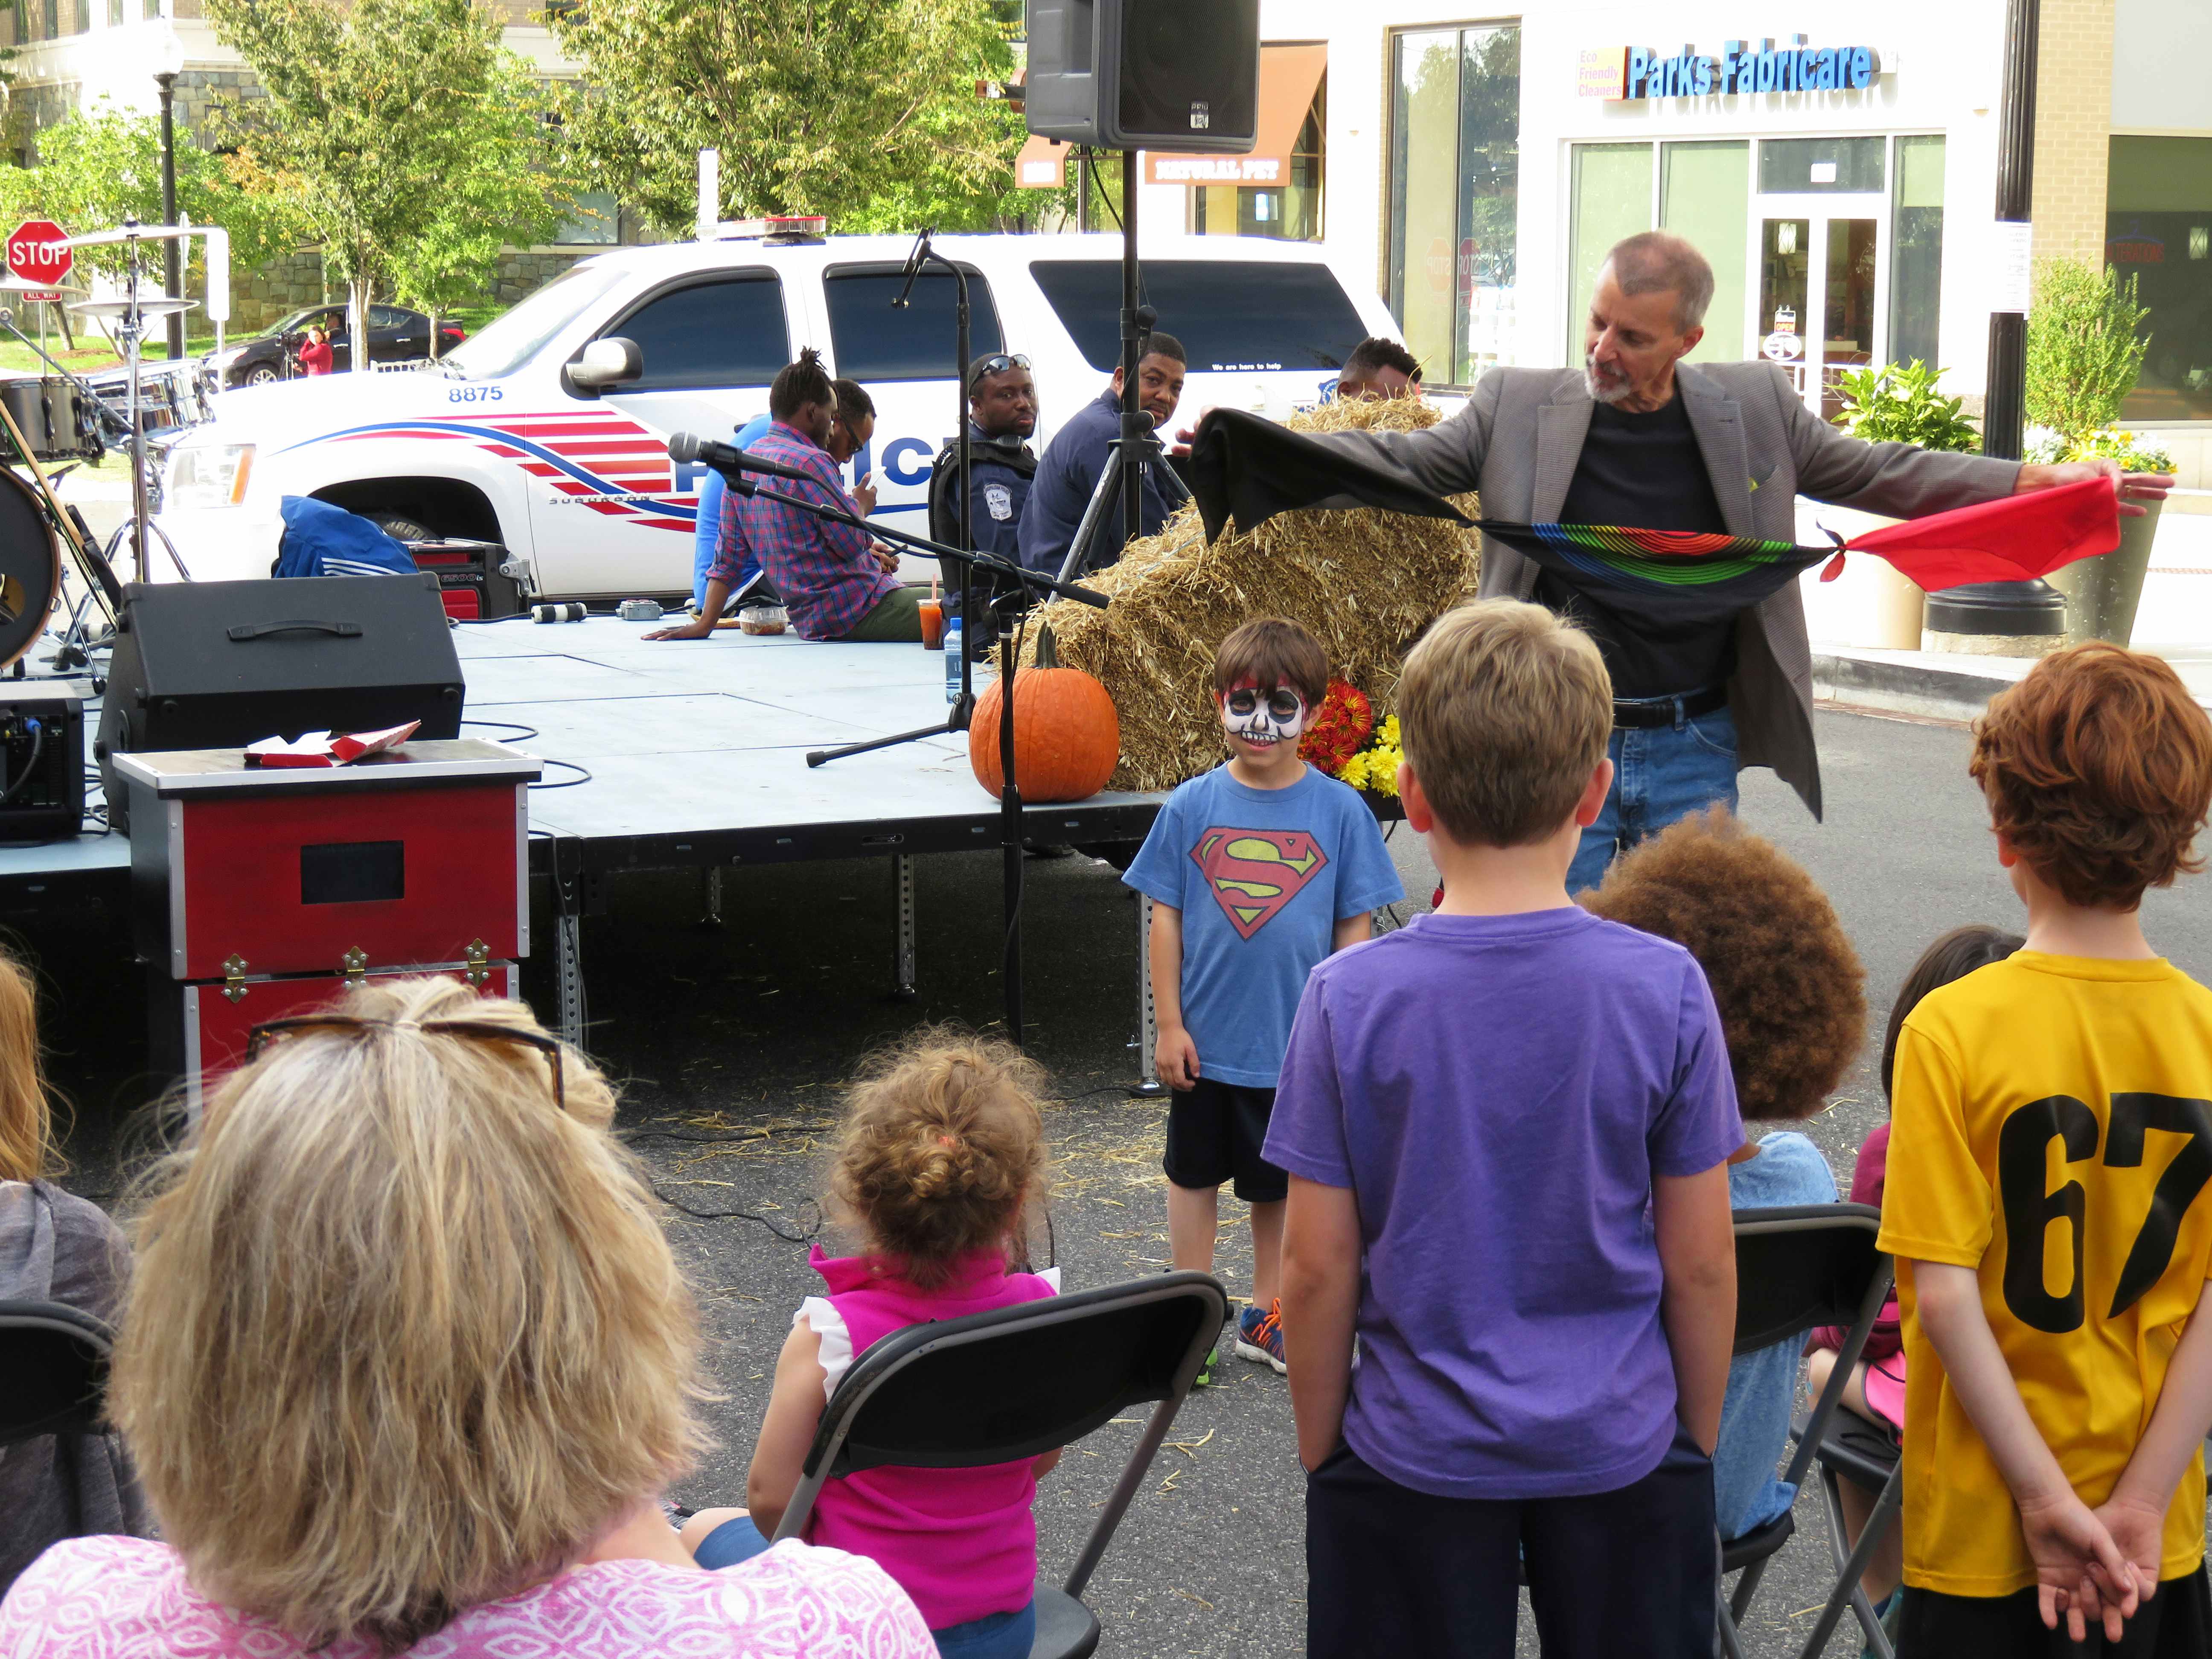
[1235,1298,1286,1374]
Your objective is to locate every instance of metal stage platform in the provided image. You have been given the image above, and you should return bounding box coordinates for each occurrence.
[0,618,1168,1054]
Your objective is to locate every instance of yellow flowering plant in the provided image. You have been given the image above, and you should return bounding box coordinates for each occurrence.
[1336,714,1403,797]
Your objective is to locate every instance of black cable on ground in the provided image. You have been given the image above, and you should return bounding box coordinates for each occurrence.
[652,1190,823,1243]
[529,757,591,789]
[464,718,541,742]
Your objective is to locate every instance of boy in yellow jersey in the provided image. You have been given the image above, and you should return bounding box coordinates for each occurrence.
[1881,642,2212,1656]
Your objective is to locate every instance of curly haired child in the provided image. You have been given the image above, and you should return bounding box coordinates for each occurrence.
[1581,805,1866,1543]
[683,1033,1059,1659]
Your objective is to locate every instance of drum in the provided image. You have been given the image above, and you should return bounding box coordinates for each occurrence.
[0,377,100,462]
[0,467,61,669]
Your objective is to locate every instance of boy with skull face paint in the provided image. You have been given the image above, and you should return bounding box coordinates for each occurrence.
[1123,619,1405,1383]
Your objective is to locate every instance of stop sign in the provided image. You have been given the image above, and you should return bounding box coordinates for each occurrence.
[6,221,70,287]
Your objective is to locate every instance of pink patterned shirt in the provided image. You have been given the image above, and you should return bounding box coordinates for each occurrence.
[0,1535,937,1658]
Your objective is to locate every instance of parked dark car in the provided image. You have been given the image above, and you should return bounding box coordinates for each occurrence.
[202,304,469,386]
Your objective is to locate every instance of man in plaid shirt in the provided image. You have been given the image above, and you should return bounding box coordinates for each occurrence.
[653,350,921,643]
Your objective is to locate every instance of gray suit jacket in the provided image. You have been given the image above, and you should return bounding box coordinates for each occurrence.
[1320,361,2022,818]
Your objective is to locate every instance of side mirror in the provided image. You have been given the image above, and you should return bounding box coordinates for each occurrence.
[565,336,643,397]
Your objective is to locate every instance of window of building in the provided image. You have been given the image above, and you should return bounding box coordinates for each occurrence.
[603,274,790,390]
[1387,22,1519,387]
[1659,143,1750,361]
[41,0,56,38]
[1566,133,1944,407]
[1030,258,1368,375]
[555,191,619,247]
[822,267,1004,381]
[106,0,120,25]
[1568,143,1653,360]
[1888,134,1945,372]
[2107,134,2212,422]
[1190,78,1324,242]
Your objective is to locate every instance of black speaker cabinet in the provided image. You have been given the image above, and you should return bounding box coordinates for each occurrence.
[96,574,465,828]
[1025,0,1260,152]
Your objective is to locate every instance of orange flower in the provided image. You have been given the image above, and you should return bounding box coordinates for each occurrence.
[1299,680,1374,774]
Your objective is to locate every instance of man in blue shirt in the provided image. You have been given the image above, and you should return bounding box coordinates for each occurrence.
[689,378,877,614]
[1018,331,1189,577]
[929,353,1039,635]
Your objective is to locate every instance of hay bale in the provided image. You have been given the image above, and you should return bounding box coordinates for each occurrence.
[1022,398,1479,792]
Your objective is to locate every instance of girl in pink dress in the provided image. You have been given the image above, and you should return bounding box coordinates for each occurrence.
[683,1034,1060,1659]
[0,978,934,1659]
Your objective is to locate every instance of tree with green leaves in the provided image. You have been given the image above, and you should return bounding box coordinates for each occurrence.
[201,0,569,370]
[0,99,301,343]
[549,0,1026,236]
[2025,258,2151,437]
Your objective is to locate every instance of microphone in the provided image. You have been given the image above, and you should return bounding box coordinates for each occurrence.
[666,432,821,487]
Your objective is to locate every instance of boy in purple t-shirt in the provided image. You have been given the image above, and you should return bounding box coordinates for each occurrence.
[1267,600,1742,1659]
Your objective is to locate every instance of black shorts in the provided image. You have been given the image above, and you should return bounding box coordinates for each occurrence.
[1164,1077,1287,1203]
[1304,1428,1718,1659]
[1898,1567,2212,1658]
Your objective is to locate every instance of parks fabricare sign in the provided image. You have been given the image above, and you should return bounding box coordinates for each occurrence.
[1578,39,1880,100]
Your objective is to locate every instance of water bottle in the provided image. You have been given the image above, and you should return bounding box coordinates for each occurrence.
[944,617,963,704]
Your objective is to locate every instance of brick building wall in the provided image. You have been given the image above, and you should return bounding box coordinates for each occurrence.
[2029,0,2115,269]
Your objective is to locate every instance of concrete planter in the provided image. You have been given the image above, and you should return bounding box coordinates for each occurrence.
[2049,497,2162,646]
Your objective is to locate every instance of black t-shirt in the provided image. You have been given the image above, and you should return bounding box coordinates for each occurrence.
[1532,395,1735,699]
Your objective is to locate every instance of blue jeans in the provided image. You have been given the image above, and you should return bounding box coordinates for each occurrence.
[693,1516,1035,1658]
[1567,700,1738,896]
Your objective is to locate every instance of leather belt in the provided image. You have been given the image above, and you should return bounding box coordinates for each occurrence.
[1611,685,1729,730]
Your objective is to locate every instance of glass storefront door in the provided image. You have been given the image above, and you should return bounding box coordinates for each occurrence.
[1753,204,1885,416]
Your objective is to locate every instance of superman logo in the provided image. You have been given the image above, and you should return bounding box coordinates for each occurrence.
[1190,827,1330,940]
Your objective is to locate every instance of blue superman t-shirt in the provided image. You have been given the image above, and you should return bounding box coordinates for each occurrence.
[1124,764,1405,1087]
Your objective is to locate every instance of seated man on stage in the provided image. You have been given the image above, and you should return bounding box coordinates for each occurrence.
[1019,330,1188,577]
[682,377,880,623]
[928,352,1038,637]
[649,355,914,644]
[1334,337,1423,403]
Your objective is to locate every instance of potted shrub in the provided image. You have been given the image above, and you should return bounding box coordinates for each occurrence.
[1831,360,1980,648]
[2043,427,2173,646]
[2025,261,2163,645]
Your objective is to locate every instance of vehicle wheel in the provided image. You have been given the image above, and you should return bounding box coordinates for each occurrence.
[244,364,279,386]
[366,511,437,544]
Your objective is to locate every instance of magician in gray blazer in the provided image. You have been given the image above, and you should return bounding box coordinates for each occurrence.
[1312,359,2020,820]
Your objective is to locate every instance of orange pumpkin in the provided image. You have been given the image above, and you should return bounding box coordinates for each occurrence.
[968,629,1120,801]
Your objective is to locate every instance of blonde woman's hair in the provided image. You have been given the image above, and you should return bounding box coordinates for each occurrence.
[110,977,709,1653]
[0,938,60,1184]
[833,1029,1048,1290]
[1396,599,1613,847]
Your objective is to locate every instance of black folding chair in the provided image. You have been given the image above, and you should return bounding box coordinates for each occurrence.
[769,1270,1228,1659]
[1719,1205,1893,1659]
[0,1298,115,1446]
[1792,1397,1904,1659]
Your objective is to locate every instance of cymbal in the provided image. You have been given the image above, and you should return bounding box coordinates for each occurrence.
[67,295,197,320]
[0,276,85,297]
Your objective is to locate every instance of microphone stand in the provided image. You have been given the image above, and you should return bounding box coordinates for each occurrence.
[695,454,1111,1044]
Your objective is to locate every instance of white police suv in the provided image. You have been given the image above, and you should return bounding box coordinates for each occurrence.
[155,230,1401,600]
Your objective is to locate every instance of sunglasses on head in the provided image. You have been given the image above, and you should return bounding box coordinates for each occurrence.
[244,1014,567,1114]
[1223,686,1307,722]
[969,353,1032,390]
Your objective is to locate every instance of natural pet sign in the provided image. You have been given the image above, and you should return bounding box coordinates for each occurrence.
[1580,37,1880,100]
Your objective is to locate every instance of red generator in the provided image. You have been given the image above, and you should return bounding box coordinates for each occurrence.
[114,739,542,1109]
[403,538,527,620]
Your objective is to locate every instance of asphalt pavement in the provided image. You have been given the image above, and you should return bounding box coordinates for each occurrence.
[40,705,2212,1658]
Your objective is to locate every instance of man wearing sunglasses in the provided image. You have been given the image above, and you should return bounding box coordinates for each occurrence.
[927,353,1039,638]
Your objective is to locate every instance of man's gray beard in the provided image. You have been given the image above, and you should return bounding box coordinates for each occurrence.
[1583,354,1634,405]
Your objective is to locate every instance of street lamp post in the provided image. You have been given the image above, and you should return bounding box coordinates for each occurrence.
[154,30,185,361]
[1921,0,2066,643]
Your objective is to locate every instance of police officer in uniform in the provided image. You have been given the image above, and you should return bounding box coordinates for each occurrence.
[928,353,1039,635]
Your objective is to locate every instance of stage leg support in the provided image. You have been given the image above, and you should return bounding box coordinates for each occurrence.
[891,853,917,1001]
[696,866,725,930]
[552,835,586,1048]
[1130,893,1162,1097]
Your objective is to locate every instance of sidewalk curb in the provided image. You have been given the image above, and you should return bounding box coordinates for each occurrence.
[1812,650,2011,724]
[1814,647,2212,723]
